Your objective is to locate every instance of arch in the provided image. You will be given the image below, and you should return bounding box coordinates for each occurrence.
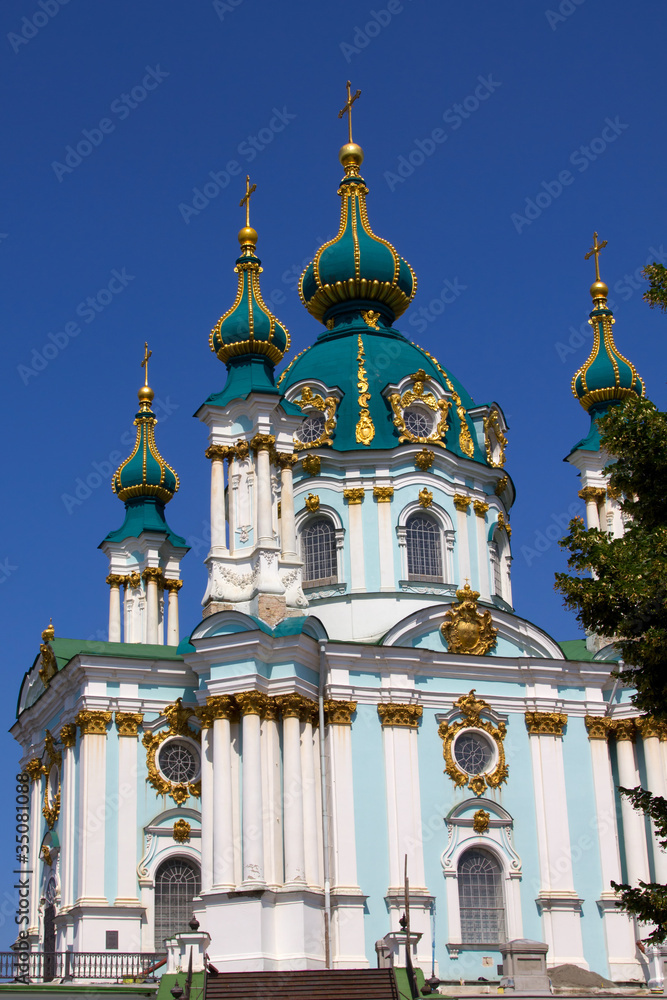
[488,518,512,605]
[457,847,506,944]
[153,855,201,949]
[300,516,338,586]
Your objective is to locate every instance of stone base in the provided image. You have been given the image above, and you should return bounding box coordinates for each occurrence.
[258,594,287,626]
[202,601,235,618]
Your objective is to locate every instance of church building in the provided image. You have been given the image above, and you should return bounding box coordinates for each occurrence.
[11,89,663,987]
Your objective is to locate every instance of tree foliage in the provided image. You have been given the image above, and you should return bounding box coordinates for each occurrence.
[556,396,667,939]
[643,262,667,313]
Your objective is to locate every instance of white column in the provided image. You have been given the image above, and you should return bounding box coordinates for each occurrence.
[25,761,44,937]
[200,725,214,894]
[236,692,266,885]
[473,502,491,599]
[453,498,471,584]
[279,456,298,559]
[614,722,650,886]
[528,716,586,967]
[76,711,111,904]
[58,727,76,912]
[375,490,395,590]
[114,715,141,906]
[345,494,366,592]
[278,695,306,884]
[144,570,160,644]
[211,701,236,889]
[207,447,229,553]
[165,580,182,645]
[585,719,639,980]
[253,438,275,546]
[579,487,602,530]
[261,702,282,886]
[301,704,321,888]
[107,575,123,642]
[641,724,667,884]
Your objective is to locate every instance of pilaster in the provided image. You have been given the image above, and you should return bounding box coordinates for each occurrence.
[75,711,112,905]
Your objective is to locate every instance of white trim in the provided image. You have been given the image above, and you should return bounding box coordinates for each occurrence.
[396,502,454,583]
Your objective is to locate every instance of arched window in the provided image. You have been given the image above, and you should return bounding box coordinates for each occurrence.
[154,858,200,949]
[458,848,505,944]
[301,518,337,586]
[406,514,442,581]
[490,541,502,596]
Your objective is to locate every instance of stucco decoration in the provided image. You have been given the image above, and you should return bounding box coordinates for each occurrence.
[438,690,508,796]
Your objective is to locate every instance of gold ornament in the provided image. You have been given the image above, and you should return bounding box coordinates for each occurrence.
[377,704,422,728]
[418,488,433,508]
[25,759,44,782]
[361,309,381,330]
[76,711,112,736]
[41,846,53,867]
[302,454,321,476]
[173,819,191,843]
[610,718,637,742]
[323,699,357,725]
[205,444,231,462]
[163,579,183,594]
[44,730,62,768]
[235,691,270,717]
[250,433,276,453]
[143,698,201,805]
[525,711,568,736]
[440,585,497,657]
[453,494,471,512]
[484,410,507,468]
[38,620,58,688]
[473,500,489,518]
[438,690,508,796]
[584,715,612,740]
[495,475,509,496]
[343,488,365,504]
[59,724,76,749]
[355,335,375,446]
[472,809,490,834]
[373,486,394,502]
[292,387,338,451]
[578,486,607,503]
[414,448,434,471]
[305,493,320,512]
[413,348,475,457]
[115,712,144,737]
[388,370,450,449]
[42,770,60,830]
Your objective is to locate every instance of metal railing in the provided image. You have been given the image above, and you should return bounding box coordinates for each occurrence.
[0,951,166,982]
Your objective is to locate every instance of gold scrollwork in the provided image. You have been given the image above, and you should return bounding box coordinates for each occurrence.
[453,494,471,512]
[440,584,497,657]
[323,699,357,725]
[484,410,507,468]
[25,759,43,782]
[292,387,338,451]
[584,715,612,740]
[115,712,144,737]
[377,703,422,728]
[142,698,201,806]
[76,711,112,736]
[473,809,490,834]
[495,475,509,496]
[305,493,320,512]
[173,819,191,843]
[473,500,489,518]
[418,488,433,508]
[373,486,394,502]
[525,711,568,736]
[355,334,375,446]
[343,488,365,504]
[438,690,508,797]
[60,724,76,749]
[415,448,434,471]
[388,370,450,449]
[414,348,475,457]
[302,454,321,476]
[44,731,61,769]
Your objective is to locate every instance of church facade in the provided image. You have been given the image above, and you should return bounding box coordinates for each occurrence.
[12,105,663,985]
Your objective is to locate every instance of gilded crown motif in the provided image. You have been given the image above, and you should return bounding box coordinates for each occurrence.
[440,584,498,657]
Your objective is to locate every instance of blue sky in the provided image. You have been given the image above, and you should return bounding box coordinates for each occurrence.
[1,0,665,947]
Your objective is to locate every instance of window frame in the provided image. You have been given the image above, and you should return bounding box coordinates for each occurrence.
[405,512,444,583]
[300,515,339,588]
[153,856,201,949]
[457,847,507,947]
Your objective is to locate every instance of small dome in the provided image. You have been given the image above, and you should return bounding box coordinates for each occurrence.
[210,227,289,366]
[112,386,179,504]
[299,145,416,325]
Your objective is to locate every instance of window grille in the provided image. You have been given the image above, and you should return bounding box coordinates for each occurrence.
[458,849,506,944]
[154,858,200,948]
[454,732,493,774]
[406,514,442,581]
[298,414,326,444]
[404,408,432,438]
[158,739,200,784]
[491,541,502,596]
[302,518,337,586]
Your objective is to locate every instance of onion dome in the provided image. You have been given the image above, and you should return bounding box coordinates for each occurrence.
[210,177,289,366]
[572,233,644,413]
[299,87,416,326]
[112,351,179,504]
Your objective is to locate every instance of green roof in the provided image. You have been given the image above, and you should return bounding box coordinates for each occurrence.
[558,638,595,661]
[102,497,188,548]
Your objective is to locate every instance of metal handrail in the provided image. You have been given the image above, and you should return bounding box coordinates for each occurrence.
[0,951,166,982]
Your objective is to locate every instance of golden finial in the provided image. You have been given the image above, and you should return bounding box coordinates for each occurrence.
[138,342,154,408]
[338,81,364,173]
[42,619,54,643]
[238,175,258,250]
[338,80,361,145]
[585,232,609,304]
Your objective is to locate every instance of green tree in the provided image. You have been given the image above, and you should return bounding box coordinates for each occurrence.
[555,395,667,941]
[643,262,667,313]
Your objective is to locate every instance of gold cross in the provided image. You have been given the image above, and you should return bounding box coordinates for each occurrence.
[239,175,256,228]
[584,231,608,281]
[141,341,152,385]
[338,80,361,144]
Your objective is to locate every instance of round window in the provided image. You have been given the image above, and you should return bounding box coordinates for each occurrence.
[404,408,432,438]
[454,731,494,775]
[298,413,326,444]
[157,739,200,784]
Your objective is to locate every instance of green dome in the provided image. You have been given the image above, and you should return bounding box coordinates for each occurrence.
[112,386,179,504]
[210,228,289,366]
[277,312,483,461]
[572,287,644,412]
[299,145,416,325]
